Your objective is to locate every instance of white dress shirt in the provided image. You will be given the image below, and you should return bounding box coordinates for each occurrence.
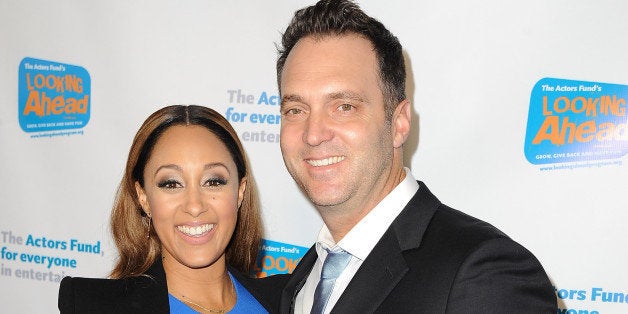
[294,168,419,314]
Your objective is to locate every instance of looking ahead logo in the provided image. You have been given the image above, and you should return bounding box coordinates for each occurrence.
[18,57,90,136]
[524,78,627,167]
[253,239,307,278]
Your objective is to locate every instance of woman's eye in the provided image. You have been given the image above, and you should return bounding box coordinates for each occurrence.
[157,179,181,189]
[204,178,227,187]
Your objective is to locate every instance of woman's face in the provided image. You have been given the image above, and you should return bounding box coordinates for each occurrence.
[135,125,245,269]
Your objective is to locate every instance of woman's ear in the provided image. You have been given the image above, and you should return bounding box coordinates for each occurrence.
[135,181,150,215]
[237,177,247,209]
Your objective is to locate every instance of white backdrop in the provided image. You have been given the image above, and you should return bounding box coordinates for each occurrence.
[1,1,627,313]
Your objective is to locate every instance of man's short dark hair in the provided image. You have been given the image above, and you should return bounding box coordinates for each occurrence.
[277,0,406,117]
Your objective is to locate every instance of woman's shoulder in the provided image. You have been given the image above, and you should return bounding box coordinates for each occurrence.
[58,275,169,314]
[60,275,126,292]
[59,276,126,313]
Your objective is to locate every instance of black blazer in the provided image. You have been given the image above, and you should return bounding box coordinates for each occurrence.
[58,260,287,313]
[280,182,557,313]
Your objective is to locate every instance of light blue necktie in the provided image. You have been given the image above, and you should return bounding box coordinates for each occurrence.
[310,249,352,314]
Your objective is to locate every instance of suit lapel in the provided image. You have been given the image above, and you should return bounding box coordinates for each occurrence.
[332,229,408,313]
[281,182,441,313]
[280,245,318,314]
[331,181,441,312]
[135,259,170,313]
[392,181,440,251]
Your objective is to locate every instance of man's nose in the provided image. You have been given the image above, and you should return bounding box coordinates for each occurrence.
[303,111,332,146]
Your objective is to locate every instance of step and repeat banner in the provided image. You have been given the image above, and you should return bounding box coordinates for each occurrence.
[1,1,626,313]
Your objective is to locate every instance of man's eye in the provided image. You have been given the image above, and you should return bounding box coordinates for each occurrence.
[204,178,227,187]
[157,180,181,189]
[338,103,354,111]
[284,108,303,115]
[286,108,303,114]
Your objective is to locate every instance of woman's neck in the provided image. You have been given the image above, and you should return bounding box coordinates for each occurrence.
[163,254,236,313]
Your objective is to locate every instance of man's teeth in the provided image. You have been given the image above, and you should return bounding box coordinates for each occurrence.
[177,224,213,237]
[307,156,345,167]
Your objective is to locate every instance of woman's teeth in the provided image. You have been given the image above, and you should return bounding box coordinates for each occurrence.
[177,224,214,237]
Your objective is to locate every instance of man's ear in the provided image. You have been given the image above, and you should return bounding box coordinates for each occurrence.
[135,181,150,215]
[392,99,412,148]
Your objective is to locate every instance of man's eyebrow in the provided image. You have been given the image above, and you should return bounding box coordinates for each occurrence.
[280,91,366,108]
[280,94,304,109]
[326,90,366,102]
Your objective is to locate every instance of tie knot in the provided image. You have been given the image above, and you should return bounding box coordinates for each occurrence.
[321,250,351,279]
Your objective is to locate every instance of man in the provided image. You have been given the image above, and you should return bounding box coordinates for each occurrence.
[276,0,557,313]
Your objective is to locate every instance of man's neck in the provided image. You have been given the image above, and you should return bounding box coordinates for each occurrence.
[318,165,407,242]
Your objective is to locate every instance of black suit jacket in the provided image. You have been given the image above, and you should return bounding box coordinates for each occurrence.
[280,182,557,313]
[58,260,287,313]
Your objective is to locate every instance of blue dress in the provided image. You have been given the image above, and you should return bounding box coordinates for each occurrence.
[168,272,267,313]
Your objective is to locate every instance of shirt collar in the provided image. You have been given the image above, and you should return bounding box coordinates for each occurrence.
[315,168,419,260]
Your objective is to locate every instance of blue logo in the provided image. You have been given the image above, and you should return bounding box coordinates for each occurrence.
[524,78,627,165]
[18,57,91,133]
[254,239,308,277]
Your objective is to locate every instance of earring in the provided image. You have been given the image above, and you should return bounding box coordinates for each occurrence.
[146,213,152,239]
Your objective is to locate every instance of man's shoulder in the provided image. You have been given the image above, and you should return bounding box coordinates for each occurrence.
[414,203,545,271]
[401,182,516,249]
[425,206,556,311]
[431,205,509,241]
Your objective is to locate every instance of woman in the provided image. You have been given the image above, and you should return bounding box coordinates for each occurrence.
[58,105,284,313]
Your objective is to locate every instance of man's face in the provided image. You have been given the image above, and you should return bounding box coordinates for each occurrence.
[279,34,399,216]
